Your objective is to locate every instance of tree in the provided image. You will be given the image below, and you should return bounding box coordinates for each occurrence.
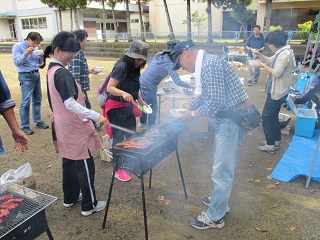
[66,0,87,31]
[125,0,133,41]
[265,0,272,32]
[206,0,213,43]
[107,0,119,42]
[40,0,67,31]
[183,10,207,39]
[136,0,145,41]
[229,3,256,40]
[186,0,192,40]
[91,0,108,42]
[163,0,175,39]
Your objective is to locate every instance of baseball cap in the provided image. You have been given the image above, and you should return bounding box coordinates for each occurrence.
[170,40,195,70]
[125,40,150,61]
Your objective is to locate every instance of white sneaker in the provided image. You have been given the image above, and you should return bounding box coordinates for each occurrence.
[262,141,281,148]
[258,144,275,153]
[63,193,82,208]
[81,201,107,216]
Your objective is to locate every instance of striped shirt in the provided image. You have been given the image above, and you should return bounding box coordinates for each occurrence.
[190,52,248,118]
[68,50,90,92]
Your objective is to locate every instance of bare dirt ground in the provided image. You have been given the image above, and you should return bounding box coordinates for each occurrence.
[1,53,320,240]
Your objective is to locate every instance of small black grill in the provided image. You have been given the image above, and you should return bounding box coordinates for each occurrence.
[0,183,56,240]
[102,126,187,240]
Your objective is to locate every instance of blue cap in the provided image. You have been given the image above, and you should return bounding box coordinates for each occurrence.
[170,40,195,70]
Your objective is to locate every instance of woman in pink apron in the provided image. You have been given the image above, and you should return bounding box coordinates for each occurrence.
[45,31,109,216]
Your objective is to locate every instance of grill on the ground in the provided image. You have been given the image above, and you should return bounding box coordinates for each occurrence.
[102,125,187,240]
[0,183,57,240]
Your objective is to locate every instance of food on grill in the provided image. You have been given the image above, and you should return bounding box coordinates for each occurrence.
[0,208,10,217]
[6,198,24,203]
[115,141,148,149]
[0,194,13,201]
[0,202,19,209]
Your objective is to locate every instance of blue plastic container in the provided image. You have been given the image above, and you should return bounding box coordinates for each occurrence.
[287,95,317,137]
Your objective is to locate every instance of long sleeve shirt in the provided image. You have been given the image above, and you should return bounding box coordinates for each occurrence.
[12,41,43,72]
[68,50,90,92]
[190,52,248,118]
[139,52,190,91]
[0,71,15,114]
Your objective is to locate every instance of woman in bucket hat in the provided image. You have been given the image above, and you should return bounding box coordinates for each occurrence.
[103,40,149,181]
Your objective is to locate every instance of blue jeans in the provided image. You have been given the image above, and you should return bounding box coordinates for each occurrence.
[18,72,42,127]
[140,85,158,127]
[206,118,247,221]
[262,93,287,145]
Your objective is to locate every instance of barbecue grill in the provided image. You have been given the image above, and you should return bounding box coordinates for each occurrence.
[0,183,57,240]
[102,125,187,240]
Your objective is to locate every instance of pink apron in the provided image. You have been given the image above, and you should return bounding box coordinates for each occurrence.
[47,66,103,160]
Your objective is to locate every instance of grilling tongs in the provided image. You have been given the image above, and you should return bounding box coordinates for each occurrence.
[110,123,137,135]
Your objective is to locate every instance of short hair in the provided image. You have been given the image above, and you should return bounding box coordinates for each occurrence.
[52,31,80,53]
[73,29,88,42]
[265,30,288,48]
[25,32,43,42]
[253,25,261,30]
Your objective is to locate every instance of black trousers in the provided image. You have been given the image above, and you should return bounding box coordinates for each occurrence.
[62,154,97,211]
[262,93,287,145]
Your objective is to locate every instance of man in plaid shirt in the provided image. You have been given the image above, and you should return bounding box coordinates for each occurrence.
[68,30,101,128]
[171,41,249,230]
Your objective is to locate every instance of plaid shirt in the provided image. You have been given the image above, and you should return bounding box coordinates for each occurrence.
[68,50,90,92]
[190,52,248,118]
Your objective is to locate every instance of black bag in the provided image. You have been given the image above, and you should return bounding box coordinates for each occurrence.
[217,102,261,130]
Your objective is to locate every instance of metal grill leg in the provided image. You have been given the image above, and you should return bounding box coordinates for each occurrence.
[102,168,116,228]
[175,149,188,199]
[140,175,148,240]
[46,227,54,240]
[148,169,153,189]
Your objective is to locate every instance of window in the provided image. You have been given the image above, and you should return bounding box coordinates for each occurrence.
[106,23,115,30]
[21,17,47,29]
[130,19,139,23]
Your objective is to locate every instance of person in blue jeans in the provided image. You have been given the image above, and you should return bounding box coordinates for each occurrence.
[170,41,248,230]
[139,40,194,127]
[12,32,49,135]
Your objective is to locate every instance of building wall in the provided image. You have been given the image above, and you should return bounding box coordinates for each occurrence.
[149,0,223,38]
[0,19,12,41]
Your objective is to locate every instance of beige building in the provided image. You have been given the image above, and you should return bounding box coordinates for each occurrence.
[0,0,320,42]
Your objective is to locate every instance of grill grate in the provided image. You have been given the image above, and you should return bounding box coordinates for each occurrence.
[0,183,57,238]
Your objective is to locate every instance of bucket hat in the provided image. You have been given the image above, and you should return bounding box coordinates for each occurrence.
[125,40,149,61]
[163,40,180,53]
[171,40,195,70]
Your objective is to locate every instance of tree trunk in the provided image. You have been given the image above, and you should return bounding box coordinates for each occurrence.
[137,0,145,41]
[125,0,132,41]
[187,0,192,40]
[70,8,73,32]
[111,3,119,42]
[59,9,63,31]
[74,7,79,29]
[102,0,107,42]
[206,0,213,43]
[163,0,175,39]
[265,0,272,32]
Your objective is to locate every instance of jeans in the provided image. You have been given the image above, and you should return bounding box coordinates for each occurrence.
[18,72,42,128]
[140,85,158,127]
[247,57,261,83]
[262,94,287,145]
[206,118,247,221]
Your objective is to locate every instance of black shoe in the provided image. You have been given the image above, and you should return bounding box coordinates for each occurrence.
[21,127,34,135]
[36,121,49,129]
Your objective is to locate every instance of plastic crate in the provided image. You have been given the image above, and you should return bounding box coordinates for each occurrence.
[287,95,317,137]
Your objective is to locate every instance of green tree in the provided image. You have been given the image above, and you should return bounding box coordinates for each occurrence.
[229,3,256,40]
[163,0,175,39]
[66,0,87,31]
[40,0,67,31]
[265,0,272,32]
[183,10,207,39]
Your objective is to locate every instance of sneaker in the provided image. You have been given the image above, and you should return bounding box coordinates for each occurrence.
[262,141,281,148]
[81,201,107,216]
[21,127,34,135]
[190,212,225,230]
[247,81,253,86]
[115,169,131,182]
[201,196,230,213]
[138,122,148,128]
[63,193,82,208]
[258,144,275,153]
[36,121,49,129]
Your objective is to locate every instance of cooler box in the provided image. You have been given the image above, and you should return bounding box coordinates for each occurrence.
[287,95,317,137]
